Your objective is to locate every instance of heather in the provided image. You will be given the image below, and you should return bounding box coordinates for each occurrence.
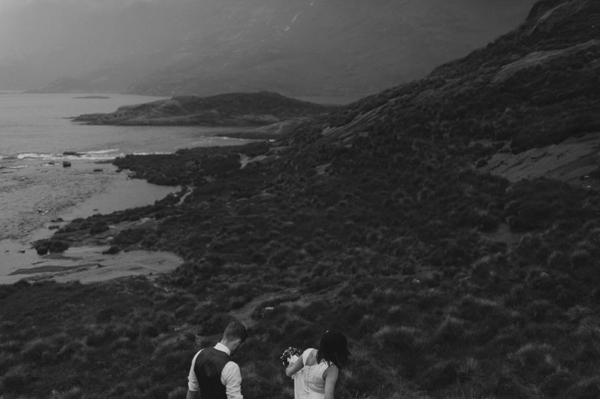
[3,1,600,398]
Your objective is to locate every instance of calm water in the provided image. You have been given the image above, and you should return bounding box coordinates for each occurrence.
[0,92,254,277]
[0,92,356,278]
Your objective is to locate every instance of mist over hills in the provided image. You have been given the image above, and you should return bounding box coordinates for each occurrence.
[9,1,600,398]
[1,0,536,96]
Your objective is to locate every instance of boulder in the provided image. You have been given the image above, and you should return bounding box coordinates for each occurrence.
[102,246,121,255]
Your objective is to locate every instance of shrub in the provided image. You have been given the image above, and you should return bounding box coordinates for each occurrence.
[508,342,554,368]
[547,250,570,271]
[571,249,593,269]
[90,222,109,235]
[53,387,86,399]
[0,365,28,394]
[95,307,115,323]
[21,338,54,363]
[85,325,119,346]
[0,286,16,300]
[198,313,234,336]
[56,341,88,360]
[564,376,600,399]
[540,369,577,397]
[487,325,526,352]
[342,355,392,396]
[49,240,70,253]
[102,245,122,255]
[566,306,593,323]
[456,357,484,385]
[153,311,176,334]
[434,316,466,343]
[525,299,555,322]
[386,305,419,325]
[373,325,422,351]
[0,351,16,375]
[141,323,160,338]
[573,317,600,343]
[490,374,530,399]
[456,295,501,321]
[167,387,188,399]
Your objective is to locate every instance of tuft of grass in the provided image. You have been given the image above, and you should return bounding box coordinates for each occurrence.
[434,316,466,343]
[373,325,423,351]
[420,359,461,391]
[540,368,577,397]
[0,364,29,394]
[508,343,554,369]
[573,317,600,344]
[21,338,55,363]
[571,249,593,269]
[564,376,600,399]
[167,387,189,399]
[52,387,86,399]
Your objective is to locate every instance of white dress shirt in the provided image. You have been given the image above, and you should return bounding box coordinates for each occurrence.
[188,342,243,399]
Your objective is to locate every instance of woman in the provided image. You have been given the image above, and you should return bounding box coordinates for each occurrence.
[285,330,351,399]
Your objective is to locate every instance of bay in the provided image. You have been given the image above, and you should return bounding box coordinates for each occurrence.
[0,92,254,278]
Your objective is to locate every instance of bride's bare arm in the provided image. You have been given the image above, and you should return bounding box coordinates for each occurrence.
[323,364,339,399]
[285,355,304,377]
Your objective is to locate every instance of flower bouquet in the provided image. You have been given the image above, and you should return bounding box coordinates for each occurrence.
[280,346,302,367]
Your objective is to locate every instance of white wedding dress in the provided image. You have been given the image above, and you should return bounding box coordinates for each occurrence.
[292,348,329,399]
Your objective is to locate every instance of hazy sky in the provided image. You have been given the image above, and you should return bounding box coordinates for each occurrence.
[0,0,167,58]
[0,0,153,8]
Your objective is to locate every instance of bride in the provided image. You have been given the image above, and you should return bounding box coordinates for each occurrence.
[285,330,351,399]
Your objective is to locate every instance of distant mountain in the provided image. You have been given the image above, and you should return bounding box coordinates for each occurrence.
[6,0,537,96]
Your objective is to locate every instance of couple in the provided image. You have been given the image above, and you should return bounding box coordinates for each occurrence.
[186,320,350,399]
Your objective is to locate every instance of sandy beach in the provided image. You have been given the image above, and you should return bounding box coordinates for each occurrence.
[4,247,182,284]
[0,162,183,284]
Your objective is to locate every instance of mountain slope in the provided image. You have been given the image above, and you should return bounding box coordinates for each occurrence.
[297,0,600,153]
[6,0,537,96]
[126,0,538,96]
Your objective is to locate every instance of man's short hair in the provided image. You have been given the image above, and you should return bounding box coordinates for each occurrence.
[223,320,249,343]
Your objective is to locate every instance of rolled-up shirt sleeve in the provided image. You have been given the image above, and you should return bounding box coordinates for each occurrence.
[188,350,203,392]
[221,361,243,399]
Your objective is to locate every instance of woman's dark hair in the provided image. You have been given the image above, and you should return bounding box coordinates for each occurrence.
[317,330,351,369]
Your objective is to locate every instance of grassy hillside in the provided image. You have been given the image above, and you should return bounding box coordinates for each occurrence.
[2,1,600,398]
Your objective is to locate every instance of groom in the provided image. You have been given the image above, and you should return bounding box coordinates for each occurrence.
[187,320,249,399]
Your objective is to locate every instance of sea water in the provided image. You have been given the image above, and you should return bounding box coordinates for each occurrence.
[0,92,253,276]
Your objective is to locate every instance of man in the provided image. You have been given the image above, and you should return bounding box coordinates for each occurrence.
[187,320,249,399]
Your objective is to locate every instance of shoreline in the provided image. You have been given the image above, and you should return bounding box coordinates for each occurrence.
[0,162,183,284]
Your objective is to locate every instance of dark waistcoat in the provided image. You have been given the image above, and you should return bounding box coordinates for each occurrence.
[194,347,231,399]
